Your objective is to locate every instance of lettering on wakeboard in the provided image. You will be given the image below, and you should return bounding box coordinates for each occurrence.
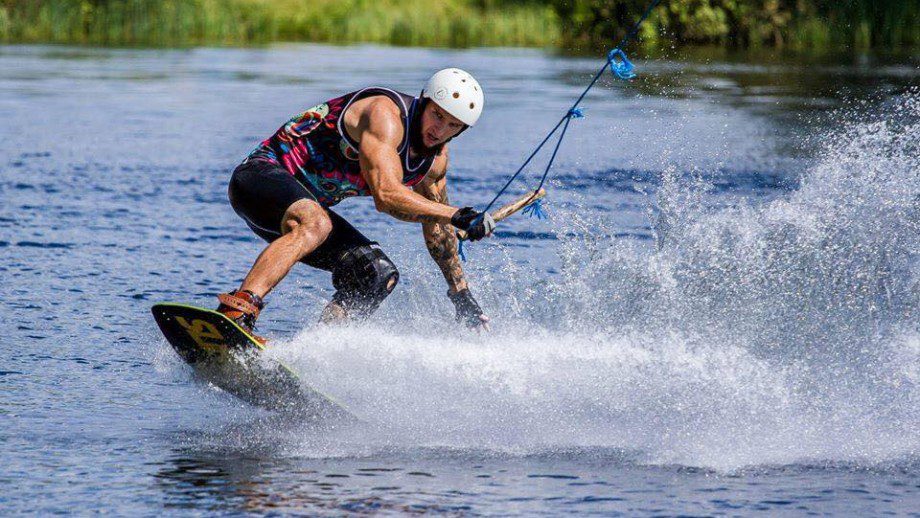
[174,316,226,352]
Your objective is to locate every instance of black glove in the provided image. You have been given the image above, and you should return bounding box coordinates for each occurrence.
[448,288,488,329]
[451,207,496,241]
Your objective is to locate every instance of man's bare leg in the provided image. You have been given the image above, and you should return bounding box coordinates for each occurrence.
[238,199,332,298]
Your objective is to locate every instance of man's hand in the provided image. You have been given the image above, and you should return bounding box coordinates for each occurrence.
[451,207,495,241]
[448,288,491,331]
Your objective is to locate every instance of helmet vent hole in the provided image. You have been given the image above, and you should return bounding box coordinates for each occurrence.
[461,79,466,82]
[469,102,475,109]
[473,86,479,91]
[452,92,460,99]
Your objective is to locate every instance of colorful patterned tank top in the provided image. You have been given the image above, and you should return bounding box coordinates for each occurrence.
[246,87,435,207]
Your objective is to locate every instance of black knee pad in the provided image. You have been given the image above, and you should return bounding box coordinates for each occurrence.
[330,245,399,318]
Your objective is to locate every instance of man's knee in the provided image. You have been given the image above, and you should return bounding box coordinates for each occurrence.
[281,198,332,238]
[330,245,399,318]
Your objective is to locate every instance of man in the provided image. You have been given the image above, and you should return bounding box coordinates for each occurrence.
[217,68,495,342]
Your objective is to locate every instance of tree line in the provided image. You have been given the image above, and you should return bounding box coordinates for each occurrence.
[1,0,916,50]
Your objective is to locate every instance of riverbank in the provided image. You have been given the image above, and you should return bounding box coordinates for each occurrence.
[0,0,558,47]
[1,1,916,51]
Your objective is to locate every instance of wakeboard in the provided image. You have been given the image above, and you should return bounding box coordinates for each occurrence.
[151,302,351,420]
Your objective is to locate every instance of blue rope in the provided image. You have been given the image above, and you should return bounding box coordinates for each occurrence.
[458,0,663,259]
[526,109,576,205]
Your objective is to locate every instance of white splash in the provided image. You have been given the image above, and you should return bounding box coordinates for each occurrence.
[266,91,919,471]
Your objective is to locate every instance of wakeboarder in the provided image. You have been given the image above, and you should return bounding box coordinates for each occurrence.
[216,69,494,342]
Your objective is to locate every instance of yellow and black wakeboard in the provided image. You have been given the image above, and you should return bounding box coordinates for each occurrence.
[151,303,351,420]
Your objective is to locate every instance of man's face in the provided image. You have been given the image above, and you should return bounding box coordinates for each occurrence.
[420,101,466,148]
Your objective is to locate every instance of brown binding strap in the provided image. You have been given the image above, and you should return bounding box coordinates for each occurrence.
[217,292,261,318]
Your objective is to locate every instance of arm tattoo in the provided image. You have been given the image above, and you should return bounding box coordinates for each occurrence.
[421,187,468,292]
[387,208,444,224]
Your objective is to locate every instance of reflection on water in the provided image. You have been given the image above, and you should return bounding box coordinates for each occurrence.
[154,449,473,514]
[150,445,920,515]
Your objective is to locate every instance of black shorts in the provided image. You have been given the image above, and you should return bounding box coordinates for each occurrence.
[228,159,373,271]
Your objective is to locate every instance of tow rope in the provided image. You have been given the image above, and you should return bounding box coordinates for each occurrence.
[459,0,663,260]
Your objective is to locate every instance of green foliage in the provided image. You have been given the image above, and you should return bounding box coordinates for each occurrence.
[551,0,918,51]
[0,0,558,47]
[0,0,915,50]
[0,6,10,42]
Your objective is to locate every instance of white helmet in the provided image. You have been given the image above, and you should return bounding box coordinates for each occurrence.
[421,68,484,127]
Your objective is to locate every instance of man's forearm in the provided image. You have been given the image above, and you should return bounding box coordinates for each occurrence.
[419,177,467,292]
[423,221,468,293]
[376,187,456,224]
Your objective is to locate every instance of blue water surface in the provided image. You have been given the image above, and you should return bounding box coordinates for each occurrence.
[1,44,919,515]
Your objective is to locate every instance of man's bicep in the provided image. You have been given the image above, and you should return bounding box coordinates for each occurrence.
[357,101,408,189]
[359,132,404,195]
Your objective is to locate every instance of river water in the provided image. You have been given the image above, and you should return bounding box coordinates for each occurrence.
[2,43,918,515]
